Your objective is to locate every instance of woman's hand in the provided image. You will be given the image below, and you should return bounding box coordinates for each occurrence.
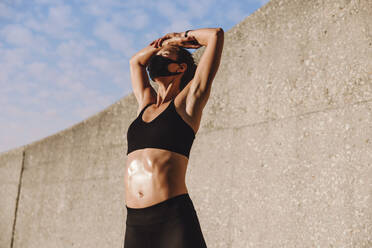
[150,32,180,48]
[163,36,202,49]
[150,32,202,49]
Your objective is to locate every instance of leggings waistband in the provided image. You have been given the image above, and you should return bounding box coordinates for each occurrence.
[125,193,196,226]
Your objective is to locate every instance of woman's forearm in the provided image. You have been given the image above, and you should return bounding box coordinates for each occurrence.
[130,45,162,67]
[181,27,223,46]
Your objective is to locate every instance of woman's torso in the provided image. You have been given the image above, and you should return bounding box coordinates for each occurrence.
[125,96,201,208]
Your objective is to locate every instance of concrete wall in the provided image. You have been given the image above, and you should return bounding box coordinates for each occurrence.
[1,0,371,247]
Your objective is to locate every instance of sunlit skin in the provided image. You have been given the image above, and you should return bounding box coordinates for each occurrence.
[125,45,202,208]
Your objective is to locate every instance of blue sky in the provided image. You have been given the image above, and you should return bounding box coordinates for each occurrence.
[0,0,269,154]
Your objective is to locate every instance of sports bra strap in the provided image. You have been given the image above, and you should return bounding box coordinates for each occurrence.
[139,102,153,115]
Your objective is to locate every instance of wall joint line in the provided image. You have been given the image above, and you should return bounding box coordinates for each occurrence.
[10,149,26,248]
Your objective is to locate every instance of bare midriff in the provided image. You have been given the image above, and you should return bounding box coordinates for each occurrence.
[125,147,189,208]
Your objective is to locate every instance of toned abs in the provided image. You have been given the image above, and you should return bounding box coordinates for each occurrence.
[125,148,189,208]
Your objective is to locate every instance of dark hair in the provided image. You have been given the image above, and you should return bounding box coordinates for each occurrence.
[175,47,197,91]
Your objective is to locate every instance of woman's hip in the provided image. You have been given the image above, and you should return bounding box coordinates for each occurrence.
[124,193,207,248]
[125,193,196,226]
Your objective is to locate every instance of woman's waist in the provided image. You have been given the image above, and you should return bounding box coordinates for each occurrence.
[125,182,189,208]
[125,193,197,226]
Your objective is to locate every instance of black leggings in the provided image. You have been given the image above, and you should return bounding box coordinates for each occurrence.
[124,193,207,248]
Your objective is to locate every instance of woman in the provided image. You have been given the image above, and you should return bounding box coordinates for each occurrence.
[124,27,224,248]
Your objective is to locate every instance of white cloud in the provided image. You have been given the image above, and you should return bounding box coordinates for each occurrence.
[0,2,14,19]
[81,0,128,17]
[155,0,215,23]
[83,2,109,17]
[161,19,193,35]
[1,24,33,46]
[111,9,150,30]
[56,40,87,59]
[155,0,187,21]
[26,62,47,78]
[178,0,214,19]
[153,0,194,34]
[44,108,57,116]
[90,56,129,86]
[225,4,247,23]
[0,47,26,67]
[0,47,30,86]
[33,0,63,5]
[37,89,52,99]
[48,4,74,27]
[25,4,78,39]
[74,89,115,118]
[0,24,50,55]
[93,20,135,57]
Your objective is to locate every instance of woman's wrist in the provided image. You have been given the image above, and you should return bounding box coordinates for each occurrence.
[130,45,162,66]
[184,30,192,37]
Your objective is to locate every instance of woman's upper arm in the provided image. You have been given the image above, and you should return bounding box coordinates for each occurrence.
[129,60,156,113]
[190,28,224,99]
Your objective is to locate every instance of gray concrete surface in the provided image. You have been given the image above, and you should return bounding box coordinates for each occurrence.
[1,0,372,247]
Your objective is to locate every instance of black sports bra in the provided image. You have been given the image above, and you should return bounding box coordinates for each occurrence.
[126,99,195,158]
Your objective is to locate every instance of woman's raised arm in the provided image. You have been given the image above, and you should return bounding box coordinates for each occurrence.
[129,45,161,112]
[183,28,224,109]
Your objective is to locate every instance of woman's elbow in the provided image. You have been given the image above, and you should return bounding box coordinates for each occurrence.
[216,28,224,35]
[215,28,224,40]
[215,28,224,42]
